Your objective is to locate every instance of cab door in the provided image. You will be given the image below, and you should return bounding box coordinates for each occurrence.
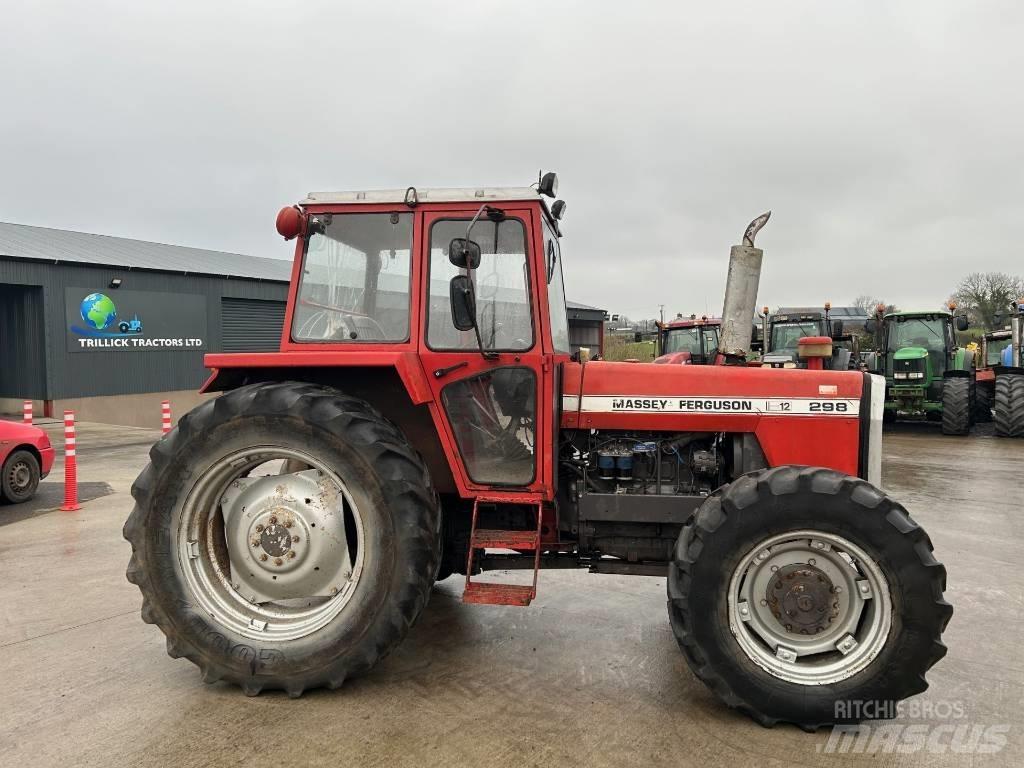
[419,207,553,497]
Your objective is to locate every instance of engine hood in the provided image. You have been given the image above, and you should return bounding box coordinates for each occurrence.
[893,346,929,361]
[560,360,869,480]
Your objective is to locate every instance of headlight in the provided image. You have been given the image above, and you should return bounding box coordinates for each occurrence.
[894,372,908,379]
[908,372,924,379]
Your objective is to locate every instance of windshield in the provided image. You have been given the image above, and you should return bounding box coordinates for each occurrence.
[543,219,571,354]
[887,317,947,352]
[987,337,1012,366]
[663,326,718,355]
[770,322,820,352]
[292,212,413,342]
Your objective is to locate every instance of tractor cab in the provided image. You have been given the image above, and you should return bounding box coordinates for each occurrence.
[864,306,972,429]
[653,315,721,364]
[758,304,856,370]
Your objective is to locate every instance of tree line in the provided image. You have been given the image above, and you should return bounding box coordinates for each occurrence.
[854,272,1023,331]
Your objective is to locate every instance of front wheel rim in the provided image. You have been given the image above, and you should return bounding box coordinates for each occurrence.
[8,460,32,493]
[727,529,892,685]
[175,446,365,643]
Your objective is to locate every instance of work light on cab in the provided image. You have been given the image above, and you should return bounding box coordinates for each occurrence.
[275,205,305,241]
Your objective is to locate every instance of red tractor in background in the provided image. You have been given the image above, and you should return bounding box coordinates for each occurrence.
[125,175,950,729]
[975,301,1024,436]
[654,315,721,364]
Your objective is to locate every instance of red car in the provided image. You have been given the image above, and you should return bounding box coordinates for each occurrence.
[1,420,55,504]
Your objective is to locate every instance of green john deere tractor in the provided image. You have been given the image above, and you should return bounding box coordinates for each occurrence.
[864,308,973,435]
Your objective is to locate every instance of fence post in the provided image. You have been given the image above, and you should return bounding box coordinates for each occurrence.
[161,400,172,435]
[23,400,32,425]
[61,410,81,512]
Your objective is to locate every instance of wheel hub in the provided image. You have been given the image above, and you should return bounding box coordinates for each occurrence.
[219,469,353,603]
[766,563,838,635]
[10,462,31,490]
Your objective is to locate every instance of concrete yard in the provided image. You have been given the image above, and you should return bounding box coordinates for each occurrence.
[2,419,1021,767]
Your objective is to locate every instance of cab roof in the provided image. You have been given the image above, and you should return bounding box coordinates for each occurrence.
[664,317,722,329]
[301,187,545,206]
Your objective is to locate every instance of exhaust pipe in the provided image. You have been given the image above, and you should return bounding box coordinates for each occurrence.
[717,212,770,364]
[1013,301,1022,369]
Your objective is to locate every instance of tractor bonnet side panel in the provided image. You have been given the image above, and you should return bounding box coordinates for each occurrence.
[561,361,864,476]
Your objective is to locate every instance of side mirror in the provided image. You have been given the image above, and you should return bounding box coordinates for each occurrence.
[955,315,969,332]
[831,320,844,338]
[551,200,567,220]
[449,275,477,331]
[448,238,482,270]
[864,319,877,334]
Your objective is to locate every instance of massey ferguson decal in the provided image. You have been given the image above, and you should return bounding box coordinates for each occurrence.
[567,395,859,416]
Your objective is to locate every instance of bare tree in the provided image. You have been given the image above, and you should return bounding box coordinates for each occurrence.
[852,295,896,316]
[949,272,1024,329]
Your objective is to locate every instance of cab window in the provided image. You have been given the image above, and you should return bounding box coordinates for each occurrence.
[292,212,413,342]
[427,218,533,351]
[543,220,571,354]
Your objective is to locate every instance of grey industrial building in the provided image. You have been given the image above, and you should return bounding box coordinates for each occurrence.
[1,222,604,427]
[0,222,290,426]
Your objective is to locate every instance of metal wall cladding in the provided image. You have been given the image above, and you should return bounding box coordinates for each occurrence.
[0,257,287,399]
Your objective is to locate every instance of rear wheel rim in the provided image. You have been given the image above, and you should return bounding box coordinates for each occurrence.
[727,529,891,685]
[175,446,365,642]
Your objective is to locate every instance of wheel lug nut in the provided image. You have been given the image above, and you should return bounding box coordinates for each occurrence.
[260,554,268,561]
[287,550,296,559]
[293,536,300,543]
[251,539,260,547]
[255,524,264,533]
[269,516,278,525]
[274,557,283,566]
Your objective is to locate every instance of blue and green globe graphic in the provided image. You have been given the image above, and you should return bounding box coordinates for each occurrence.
[80,293,117,331]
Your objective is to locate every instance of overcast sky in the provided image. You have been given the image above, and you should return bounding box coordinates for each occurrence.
[2,1,1022,320]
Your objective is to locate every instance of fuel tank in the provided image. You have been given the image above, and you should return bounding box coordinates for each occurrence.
[561,361,872,479]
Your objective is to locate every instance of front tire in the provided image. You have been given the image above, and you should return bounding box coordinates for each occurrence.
[994,374,1024,437]
[667,466,951,728]
[123,382,441,696]
[2,449,40,503]
[941,377,971,435]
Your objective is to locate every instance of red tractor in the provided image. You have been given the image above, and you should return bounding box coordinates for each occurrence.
[654,315,722,365]
[124,176,950,728]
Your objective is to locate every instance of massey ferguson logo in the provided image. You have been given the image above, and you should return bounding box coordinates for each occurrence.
[612,398,755,411]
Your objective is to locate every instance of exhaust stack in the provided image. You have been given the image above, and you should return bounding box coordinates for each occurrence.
[717,212,770,364]
[1013,301,1023,368]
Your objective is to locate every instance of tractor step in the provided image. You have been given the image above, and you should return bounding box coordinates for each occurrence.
[462,582,536,606]
[462,497,544,607]
[470,529,540,550]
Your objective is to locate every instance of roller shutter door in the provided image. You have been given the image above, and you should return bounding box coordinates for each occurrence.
[221,298,286,352]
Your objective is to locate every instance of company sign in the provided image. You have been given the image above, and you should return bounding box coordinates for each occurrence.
[65,288,207,353]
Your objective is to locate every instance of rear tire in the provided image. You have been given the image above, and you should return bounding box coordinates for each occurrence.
[123,381,441,696]
[994,374,1024,437]
[974,381,994,423]
[667,466,951,728]
[941,377,971,435]
[1,449,40,503]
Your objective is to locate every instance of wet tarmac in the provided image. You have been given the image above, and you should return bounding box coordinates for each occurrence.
[1,420,1021,767]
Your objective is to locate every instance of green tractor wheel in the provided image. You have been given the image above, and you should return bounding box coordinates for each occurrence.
[941,378,972,436]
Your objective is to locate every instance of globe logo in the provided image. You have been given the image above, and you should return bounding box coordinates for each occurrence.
[80,293,117,331]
